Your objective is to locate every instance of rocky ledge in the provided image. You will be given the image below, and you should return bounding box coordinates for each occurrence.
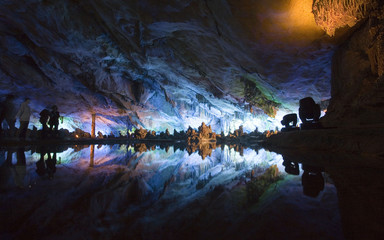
[264,126,384,160]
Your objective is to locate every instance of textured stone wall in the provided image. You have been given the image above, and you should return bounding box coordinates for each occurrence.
[314,0,384,126]
[0,0,334,133]
[313,0,373,36]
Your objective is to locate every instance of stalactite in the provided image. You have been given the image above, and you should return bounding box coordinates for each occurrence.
[313,0,373,36]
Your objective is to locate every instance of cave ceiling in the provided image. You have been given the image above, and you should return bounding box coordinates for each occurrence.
[0,0,363,133]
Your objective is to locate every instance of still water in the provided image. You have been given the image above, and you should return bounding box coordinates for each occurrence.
[0,144,382,240]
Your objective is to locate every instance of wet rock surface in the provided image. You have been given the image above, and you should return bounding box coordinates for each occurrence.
[264,127,384,159]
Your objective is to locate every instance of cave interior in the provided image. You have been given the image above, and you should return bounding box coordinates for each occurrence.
[0,0,384,240]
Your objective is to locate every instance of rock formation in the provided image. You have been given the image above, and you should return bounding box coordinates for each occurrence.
[134,127,148,139]
[0,0,382,135]
[0,0,336,134]
[313,0,384,127]
[313,0,373,36]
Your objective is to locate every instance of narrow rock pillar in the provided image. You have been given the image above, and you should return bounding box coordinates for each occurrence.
[91,113,96,138]
[90,144,95,167]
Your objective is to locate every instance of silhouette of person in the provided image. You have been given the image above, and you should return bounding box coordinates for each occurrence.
[16,98,31,139]
[301,164,325,197]
[36,152,46,177]
[36,147,57,179]
[13,147,27,188]
[1,148,27,188]
[0,94,17,137]
[0,149,12,189]
[48,105,60,134]
[39,108,50,138]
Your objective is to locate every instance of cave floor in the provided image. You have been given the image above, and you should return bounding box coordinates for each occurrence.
[1,142,383,240]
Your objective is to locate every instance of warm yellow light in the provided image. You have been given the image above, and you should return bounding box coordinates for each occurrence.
[251,0,324,46]
[282,0,324,43]
[288,0,318,31]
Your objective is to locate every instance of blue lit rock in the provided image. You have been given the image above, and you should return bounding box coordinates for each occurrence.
[0,0,356,134]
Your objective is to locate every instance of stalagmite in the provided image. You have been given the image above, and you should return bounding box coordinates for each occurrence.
[90,144,95,167]
[91,113,96,138]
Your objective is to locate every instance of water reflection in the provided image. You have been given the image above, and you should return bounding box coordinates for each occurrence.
[4,147,27,189]
[301,164,325,198]
[0,143,276,191]
[282,158,300,175]
[277,151,384,240]
[282,158,325,198]
[123,142,255,159]
[35,147,58,179]
[1,144,382,239]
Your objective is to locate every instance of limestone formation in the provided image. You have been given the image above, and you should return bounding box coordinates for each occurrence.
[313,0,373,36]
[198,122,211,139]
[233,125,245,137]
[0,0,334,134]
[146,130,157,139]
[72,128,91,138]
[134,127,148,140]
[314,0,384,127]
[0,0,382,135]
[97,131,104,138]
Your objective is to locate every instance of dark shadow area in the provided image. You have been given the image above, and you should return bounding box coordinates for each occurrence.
[301,164,325,198]
[280,152,384,240]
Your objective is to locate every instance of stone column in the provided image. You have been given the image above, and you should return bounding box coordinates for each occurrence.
[91,113,96,138]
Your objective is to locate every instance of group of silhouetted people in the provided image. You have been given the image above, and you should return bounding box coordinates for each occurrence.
[39,105,60,138]
[0,94,60,139]
[36,148,57,179]
[0,147,58,190]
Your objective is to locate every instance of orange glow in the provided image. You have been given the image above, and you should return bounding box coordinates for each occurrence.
[287,0,319,31]
[76,134,79,138]
[244,0,324,46]
[282,0,324,43]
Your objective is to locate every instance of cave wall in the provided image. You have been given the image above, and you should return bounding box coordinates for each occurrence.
[0,0,269,133]
[2,0,359,134]
[313,0,384,127]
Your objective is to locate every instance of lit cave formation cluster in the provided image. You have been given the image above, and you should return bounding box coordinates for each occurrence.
[0,0,383,136]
